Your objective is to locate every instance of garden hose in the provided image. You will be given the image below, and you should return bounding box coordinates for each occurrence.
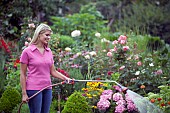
[18,79,127,113]
[18,81,66,113]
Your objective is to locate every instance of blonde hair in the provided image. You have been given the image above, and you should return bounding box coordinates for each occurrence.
[29,23,52,45]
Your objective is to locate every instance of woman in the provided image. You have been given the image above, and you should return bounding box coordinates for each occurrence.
[20,23,72,113]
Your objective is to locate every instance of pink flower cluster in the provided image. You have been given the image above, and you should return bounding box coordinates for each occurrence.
[111,35,130,53]
[97,90,113,111]
[97,99,110,111]
[125,94,138,112]
[118,35,127,45]
[155,69,163,75]
[113,93,126,113]
[96,87,138,113]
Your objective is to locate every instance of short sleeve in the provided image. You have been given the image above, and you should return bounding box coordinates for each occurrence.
[20,49,29,64]
[51,50,54,64]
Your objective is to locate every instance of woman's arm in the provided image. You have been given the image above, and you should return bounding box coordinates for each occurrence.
[50,64,70,81]
[20,63,28,102]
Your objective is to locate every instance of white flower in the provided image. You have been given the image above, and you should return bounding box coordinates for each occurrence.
[135,71,140,75]
[141,69,146,73]
[149,63,154,67]
[84,55,90,59]
[65,47,71,52]
[95,32,101,38]
[28,23,35,28]
[89,51,97,56]
[101,38,110,43]
[71,30,81,37]
[76,52,82,56]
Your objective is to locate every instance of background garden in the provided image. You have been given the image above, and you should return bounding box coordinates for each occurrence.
[0,0,170,113]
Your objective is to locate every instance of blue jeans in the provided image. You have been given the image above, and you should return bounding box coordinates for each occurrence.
[27,89,52,113]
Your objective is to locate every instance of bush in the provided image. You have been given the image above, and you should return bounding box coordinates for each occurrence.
[12,103,29,113]
[62,91,92,113]
[58,35,75,50]
[50,34,75,51]
[0,86,21,113]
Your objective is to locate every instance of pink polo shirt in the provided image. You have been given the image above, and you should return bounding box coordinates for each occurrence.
[20,44,54,90]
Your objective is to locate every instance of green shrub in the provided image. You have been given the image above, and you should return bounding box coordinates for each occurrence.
[50,99,66,113]
[50,34,75,50]
[58,35,75,50]
[12,103,29,113]
[147,36,164,51]
[50,11,108,48]
[0,86,21,113]
[62,91,92,113]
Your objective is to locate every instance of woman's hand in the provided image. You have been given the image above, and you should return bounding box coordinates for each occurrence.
[22,94,29,103]
[65,77,74,84]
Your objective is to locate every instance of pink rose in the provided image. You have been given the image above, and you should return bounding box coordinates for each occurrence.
[155,69,163,75]
[137,61,142,66]
[25,41,29,47]
[118,35,127,41]
[123,46,129,51]
[120,40,126,45]
[27,37,32,42]
[113,46,118,52]
[107,52,112,57]
[112,40,118,45]
[119,66,125,70]
[134,55,139,60]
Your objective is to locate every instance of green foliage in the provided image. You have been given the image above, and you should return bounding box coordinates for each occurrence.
[147,36,165,51]
[147,85,170,113]
[68,68,85,91]
[50,11,108,48]
[12,103,29,113]
[127,33,151,54]
[80,3,104,19]
[62,91,92,113]
[111,72,120,81]
[58,35,75,50]
[4,59,21,92]
[0,0,69,40]
[0,86,21,113]
[50,99,58,113]
[50,33,75,52]
[0,0,32,40]
[50,99,66,113]
[0,52,6,96]
[110,0,170,44]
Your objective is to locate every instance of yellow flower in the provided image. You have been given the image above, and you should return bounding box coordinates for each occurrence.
[88,96,92,98]
[92,106,97,109]
[86,93,91,97]
[93,94,97,97]
[82,88,88,91]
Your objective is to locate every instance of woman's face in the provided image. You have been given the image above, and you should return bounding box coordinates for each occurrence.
[39,30,51,45]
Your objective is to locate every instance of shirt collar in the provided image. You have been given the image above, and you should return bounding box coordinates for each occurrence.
[30,44,50,51]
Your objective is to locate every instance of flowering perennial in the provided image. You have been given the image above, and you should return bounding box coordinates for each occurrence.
[95,85,139,113]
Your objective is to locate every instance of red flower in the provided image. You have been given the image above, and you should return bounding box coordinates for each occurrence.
[157,98,162,101]
[160,103,165,107]
[140,85,145,89]
[57,68,70,77]
[107,71,113,76]
[167,101,170,105]
[15,59,20,63]
[0,37,11,54]
[150,99,155,103]
[96,78,101,80]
